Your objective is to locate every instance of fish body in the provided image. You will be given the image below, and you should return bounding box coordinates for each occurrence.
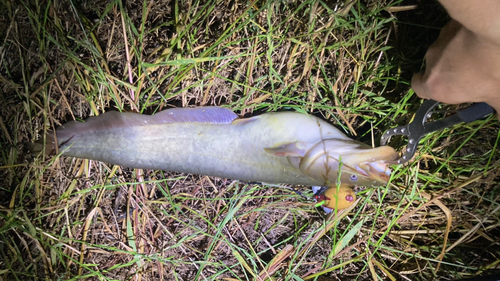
[47,107,398,187]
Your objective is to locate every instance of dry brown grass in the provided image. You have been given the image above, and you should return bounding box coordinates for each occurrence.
[1,0,500,280]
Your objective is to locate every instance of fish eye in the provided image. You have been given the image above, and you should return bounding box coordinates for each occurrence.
[350,174,358,181]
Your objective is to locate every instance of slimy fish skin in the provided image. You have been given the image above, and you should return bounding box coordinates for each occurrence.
[38,107,398,187]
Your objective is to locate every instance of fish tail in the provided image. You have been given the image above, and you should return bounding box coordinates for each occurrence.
[28,131,57,155]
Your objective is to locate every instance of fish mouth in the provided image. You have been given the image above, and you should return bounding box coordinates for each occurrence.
[355,161,392,184]
[350,145,399,185]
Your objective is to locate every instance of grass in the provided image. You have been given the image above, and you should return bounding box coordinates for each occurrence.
[1,0,500,280]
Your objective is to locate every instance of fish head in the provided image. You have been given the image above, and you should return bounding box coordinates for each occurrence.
[298,139,399,187]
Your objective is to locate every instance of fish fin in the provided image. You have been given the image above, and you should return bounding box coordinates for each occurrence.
[28,130,57,156]
[36,107,239,154]
[151,106,238,124]
[54,112,128,142]
[231,116,259,125]
[32,111,145,152]
[264,141,307,157]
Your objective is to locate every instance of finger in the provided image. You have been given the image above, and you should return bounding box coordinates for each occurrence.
[411,72,430,99]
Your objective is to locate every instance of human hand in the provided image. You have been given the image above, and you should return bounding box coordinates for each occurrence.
[411,20,500,116]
